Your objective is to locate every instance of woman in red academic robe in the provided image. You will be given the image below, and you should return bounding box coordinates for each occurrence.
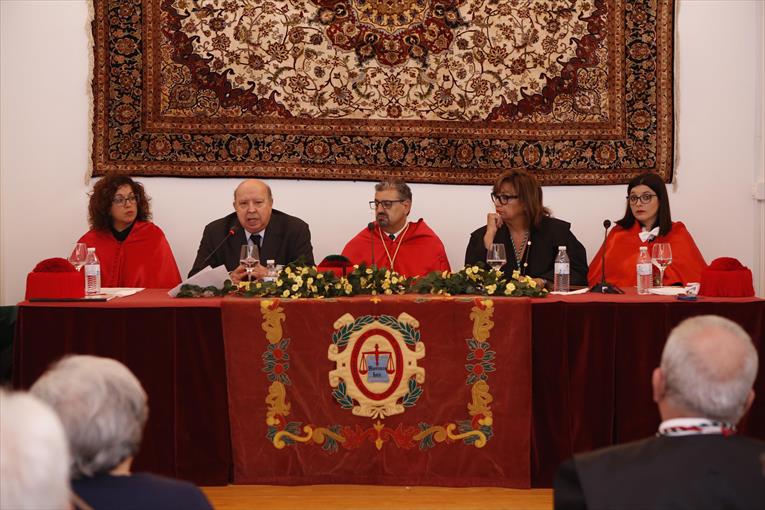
[588,173,707,288]
[77,174,181,288]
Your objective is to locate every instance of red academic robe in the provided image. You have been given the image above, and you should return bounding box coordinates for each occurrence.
[587,221,707,288]
[78,221,181,288]
[341,219,451,277]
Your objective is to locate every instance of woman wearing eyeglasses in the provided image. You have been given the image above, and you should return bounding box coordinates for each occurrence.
[465,169,589,289]
[587,172,706,288]
[76,173,181,288]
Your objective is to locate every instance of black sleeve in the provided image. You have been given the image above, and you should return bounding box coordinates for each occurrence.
[464,230,487,266]
[553,458,589,510]
[188,224,218,277]
[288,222,315,266]
[566,231,589,286]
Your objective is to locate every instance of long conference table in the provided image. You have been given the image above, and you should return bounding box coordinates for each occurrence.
[13,289,765,487]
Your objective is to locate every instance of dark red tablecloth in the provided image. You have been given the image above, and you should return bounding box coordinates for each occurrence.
[13,290,229,485]
[13,289,765,487]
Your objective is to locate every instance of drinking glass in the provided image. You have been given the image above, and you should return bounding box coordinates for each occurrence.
[68,243,88,271]
[651,243,672,287]
[486,244,507,272]
[239,244,260,282]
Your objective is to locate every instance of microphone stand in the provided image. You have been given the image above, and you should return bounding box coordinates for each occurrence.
[367,222,376,270]
[590,219,623,294]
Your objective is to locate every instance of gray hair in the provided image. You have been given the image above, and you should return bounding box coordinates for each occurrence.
[375,179,412,201]
[30,355,149,478]
[661,315,758,424]
[0,389,71,509]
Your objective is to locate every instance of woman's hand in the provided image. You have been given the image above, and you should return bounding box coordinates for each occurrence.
[483,213,503,250]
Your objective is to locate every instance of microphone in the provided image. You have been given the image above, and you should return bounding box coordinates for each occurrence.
[367,222,376,269]
[590,219,623,294]
[199,226,239,269]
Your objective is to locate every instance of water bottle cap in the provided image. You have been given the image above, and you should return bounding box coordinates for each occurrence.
[267,259,275,265]
[558,246,566,251]
[87,247,95,252]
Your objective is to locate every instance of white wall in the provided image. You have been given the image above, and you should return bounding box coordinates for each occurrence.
[2,0,763,304]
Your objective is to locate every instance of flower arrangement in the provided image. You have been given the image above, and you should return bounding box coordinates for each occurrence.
[178,262,547,299]
[409,264,547,297]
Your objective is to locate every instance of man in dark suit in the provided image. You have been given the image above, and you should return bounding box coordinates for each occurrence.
[189,179,314,281]
[554,315,764,510]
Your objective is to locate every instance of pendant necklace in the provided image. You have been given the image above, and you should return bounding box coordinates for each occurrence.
[379,223,410,272]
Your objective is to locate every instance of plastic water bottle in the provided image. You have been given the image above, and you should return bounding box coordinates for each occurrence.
[84,247,101,295]
[636,246,653,295]
[553,246,570,293]
[263,260,277,283]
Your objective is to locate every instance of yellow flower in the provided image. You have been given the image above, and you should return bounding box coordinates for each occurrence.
[306,277,314,285]
[381,280,390,289]
[486,284,497,295]
[281,290,290,298]
[441,270,449,278]
[391,277,398,284]
[317,273,324,279]
[256,282,262,288]
[301,267,309,275]
[310,285,318,292]
[528,279,537,288]
[385,270,391,278]
[276,279,283,286]
[291,284,299,291]
[285,267,292,275]
[512,270,521,280]
[504,282,516,295]
[365,268,373,275]
[384,289,393,295]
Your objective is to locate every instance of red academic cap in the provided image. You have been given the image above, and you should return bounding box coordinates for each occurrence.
[25,258,85,300]
[699,257,754,297]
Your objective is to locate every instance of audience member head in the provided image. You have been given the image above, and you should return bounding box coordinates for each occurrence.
[490,169,550,228]
[30,355,149,478]
[0,389,71,510]
[653,315,758,424]
[88,173,151,231]
[233,179,273,233]
[616,172,672,235]
[372,179,412,233]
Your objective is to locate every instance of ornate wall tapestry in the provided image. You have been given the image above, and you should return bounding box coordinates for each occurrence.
[91,0,674,184]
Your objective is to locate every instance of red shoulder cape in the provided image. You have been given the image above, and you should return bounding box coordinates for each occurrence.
[587,221,707,288]
[78,221,181,288]
[341,219,451,277]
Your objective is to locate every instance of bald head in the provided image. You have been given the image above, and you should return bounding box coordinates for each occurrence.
[233,179,273,233]
[657,315,757,423]
[234,179,272,202]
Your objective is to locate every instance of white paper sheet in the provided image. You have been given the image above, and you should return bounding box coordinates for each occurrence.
[167,265,230,297]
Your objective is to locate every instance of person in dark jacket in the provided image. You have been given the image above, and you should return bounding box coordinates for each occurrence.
[189,178,314,282]
[554,315,764,510]
[465,169,587,289]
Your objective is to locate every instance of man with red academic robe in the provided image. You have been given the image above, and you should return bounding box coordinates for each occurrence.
[341,180,450,277]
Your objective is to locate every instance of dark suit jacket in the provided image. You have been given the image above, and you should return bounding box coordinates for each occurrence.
[189,209,314,276]
[465,216,588,286]
[554,434,765,510]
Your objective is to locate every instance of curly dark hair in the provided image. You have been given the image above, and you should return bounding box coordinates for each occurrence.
[88,173,151,230]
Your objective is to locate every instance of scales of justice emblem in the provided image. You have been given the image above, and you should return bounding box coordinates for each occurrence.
[328,313,425,419]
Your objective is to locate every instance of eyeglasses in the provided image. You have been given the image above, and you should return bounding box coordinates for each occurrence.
[112,194,138,206]
[369,200,406,210]
[627,193,657,205]
[491,193,519,205]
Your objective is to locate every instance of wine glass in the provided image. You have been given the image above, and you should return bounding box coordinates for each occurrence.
[651,243,672,287]
[68,243,87,271]
[239,244,260,282]
[486,244,507,272]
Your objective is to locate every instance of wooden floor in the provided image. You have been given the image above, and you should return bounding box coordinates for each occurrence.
[202,485,552,510]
